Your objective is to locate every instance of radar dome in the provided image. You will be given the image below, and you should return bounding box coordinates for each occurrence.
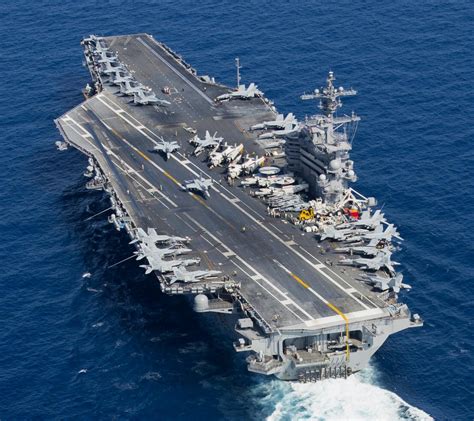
[330,159,341,170]
[319,174,327,181]
[347,170,355,178]
[193,294,209,312]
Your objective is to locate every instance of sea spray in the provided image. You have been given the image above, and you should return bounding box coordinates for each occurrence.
[263,365,433,421]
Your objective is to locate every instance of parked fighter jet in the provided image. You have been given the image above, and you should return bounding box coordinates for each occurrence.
[153,138,180,160]
[347,224,402,243]
[216,83,262,101]
[95,50,118,63]
[119,79,144,95]
[133,89,171,106]
[189,131,223,156]
[140,256,201,275]
[109,72,132,86]
[258,123,299,139]
[337,209,386,230]
[183,176,213,198]
[340,251,399,275]
[362,273,411,293]
[100,60,125,75]
[251,113,297,131]
[168,268,222,284]
[130,228,190,246]
[134,243,193,261]
[320,225,359,241]
[335,238,389,256]
[93,38,109,54]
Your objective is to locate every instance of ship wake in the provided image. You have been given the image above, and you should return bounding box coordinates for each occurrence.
[260,365,432,421]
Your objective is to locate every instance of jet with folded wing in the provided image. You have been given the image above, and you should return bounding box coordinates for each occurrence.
[362,273,411,293]
[340,251,399,275]
[168,268,222,284]
[130,227,190,246]
[251,113,297,131]
[140,256,201,275]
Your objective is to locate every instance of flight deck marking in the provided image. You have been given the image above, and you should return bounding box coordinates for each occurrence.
[184,213,314,322]
[273,259,350,360]
[64,116,178,208]
[95,93,372,311]
[137,37,215,106]
[97,93,370,308]
[96,97,238,231]
[97,93,265,221]
[190,223,300,327]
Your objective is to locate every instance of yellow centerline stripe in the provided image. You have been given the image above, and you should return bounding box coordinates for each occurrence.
[288,271,350,361]
[290,273,310,289]
[326,302,350,361]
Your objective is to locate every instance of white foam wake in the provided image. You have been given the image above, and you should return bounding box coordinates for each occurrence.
[262,365,433,421]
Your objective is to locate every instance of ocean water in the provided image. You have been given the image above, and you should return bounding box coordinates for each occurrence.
[0,0,473,419]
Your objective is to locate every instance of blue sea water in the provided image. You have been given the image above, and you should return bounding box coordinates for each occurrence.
[0,0,473,419]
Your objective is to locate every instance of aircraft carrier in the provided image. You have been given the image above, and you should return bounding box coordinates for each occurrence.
[55,33,422,382]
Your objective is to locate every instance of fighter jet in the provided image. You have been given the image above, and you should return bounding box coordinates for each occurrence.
[335,238,389,256]
[348,224,402,243]
[189,131,223,156]
[140,256,201,275]
[133,89,171,106]
[216,83,262,101]
[251,113,297,131]
[340,251,399,275]
[153,138,180,160]
[168,267,222,284]
[109,72,132,86]
[119,79,145,96]
[183,176,213,198]
[93,38,109,54]
[95,50,118,63]
[320,225,366,242]
[134,243,193,261]
[100,60,125,75]
[337,209,386,230]
[130,228,190,246]
[258,123,299,139]
[362,273,411,293]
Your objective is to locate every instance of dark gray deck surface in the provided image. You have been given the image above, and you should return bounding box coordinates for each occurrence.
[57,34,386,331]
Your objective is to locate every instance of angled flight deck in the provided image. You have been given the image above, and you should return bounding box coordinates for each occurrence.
[56,34,421,381]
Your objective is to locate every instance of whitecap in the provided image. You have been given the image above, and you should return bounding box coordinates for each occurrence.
[140,371,162,382]
[264,366,433,421]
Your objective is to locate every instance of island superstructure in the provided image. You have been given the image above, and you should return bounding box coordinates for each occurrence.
[55,34,422,382]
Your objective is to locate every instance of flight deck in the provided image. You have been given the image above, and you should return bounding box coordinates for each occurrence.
[55,34,422,381]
